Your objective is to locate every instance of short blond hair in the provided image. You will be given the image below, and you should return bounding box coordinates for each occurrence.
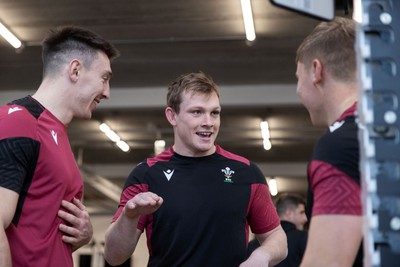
[296,17,356,83]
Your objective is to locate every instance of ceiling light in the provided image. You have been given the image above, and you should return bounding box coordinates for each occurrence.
[353,0,362,23]
[116,140,130,152]
[105,130,120,142]
[263,139,272,151]
[267,177,278,196]
[99,122,130,152]
[240,0,256,41]
[154,139,166,155]
[260,120,272,150]
[0,22,22,49]
[99,123,110,132]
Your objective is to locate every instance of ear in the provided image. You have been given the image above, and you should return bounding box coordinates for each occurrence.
[165,107,177,126]
[311,59,323,85]
[285,208,292,216]
[68,59,82,82]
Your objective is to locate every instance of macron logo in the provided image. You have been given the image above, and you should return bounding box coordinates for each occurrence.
[329,120,345,133]
[50,130,58,145]
[8,107,22,114]
[163,169,175,181]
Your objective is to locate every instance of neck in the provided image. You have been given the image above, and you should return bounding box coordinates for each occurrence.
[324,81,358,126]
[32,80,72,125]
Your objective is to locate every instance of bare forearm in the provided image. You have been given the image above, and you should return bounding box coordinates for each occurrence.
[104,214,141,266]
[105,192,163,265]
[0,231,12,267]
[300,215,362,267]
[257,229,287,266]
[242,227,287,267]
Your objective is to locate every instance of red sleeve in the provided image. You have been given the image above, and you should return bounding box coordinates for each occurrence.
[111,184,149,232]
[247,183,280,234]
[309,160,362,216]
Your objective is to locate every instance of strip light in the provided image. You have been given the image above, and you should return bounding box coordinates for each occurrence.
[353,0,362,23]
[260,120,272,150]
[99,123,130,152]
[267,177,278,196]
[154,139,166,155]
[240,0,256,41]
[0,22,22,49]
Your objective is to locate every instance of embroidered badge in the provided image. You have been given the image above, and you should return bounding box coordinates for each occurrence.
[221,167,235,183]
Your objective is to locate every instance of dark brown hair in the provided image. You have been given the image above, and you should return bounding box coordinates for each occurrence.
[41,25,119,77]
[276,193,306,216]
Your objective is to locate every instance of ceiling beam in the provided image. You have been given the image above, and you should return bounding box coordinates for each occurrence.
[0,84,301,108]
[80,166,122,203]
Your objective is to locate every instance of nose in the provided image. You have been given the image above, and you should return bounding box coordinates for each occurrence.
[102,84,110,100]
[303,214,308,223]
[202,114,214,127]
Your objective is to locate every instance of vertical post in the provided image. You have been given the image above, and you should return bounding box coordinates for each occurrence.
[357,1,400,266]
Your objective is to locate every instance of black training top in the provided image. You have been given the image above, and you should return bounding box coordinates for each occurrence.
[112,145,280,267]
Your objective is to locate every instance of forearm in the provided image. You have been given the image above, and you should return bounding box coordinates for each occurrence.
[0,230,12,267]
[257,228,287,266]
[104,191,163,265]
[104,213,141,266]
[244,226,287,267]
[300,215,362,267]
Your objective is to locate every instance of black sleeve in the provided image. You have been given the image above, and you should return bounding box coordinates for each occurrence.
[0,137,40,193]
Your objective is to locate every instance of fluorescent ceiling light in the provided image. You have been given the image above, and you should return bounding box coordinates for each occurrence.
[154,139,166,155]
[353,0,362,23]
[116,140,130,152]
[105,130,120,142]
[263,139,272,151]
[241,0,256,41]
[99,122,130,152]
[267,177,278,196]
[260,120,272,150]
[0,22,22,49]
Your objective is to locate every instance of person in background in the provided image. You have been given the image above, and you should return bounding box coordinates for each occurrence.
[274,193,308,267]
[247,193,308,267]
[0,26,119,267]
[295,17,363,267]
[104,71,287,267]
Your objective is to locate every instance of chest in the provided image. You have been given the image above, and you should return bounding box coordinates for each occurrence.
[31,122,82,199]
[146,161,252,218]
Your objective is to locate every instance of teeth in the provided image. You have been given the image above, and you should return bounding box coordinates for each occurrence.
[198,132,211,137]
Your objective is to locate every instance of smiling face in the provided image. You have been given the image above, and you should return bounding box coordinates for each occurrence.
[166,90,221,157]
[73,51,113,120]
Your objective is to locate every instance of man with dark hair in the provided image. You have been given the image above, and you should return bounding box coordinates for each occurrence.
[0,26,119,267]
[295,17,363,267]
[104,72,287,267]
[247,193,308,267]
[275,194,308,267]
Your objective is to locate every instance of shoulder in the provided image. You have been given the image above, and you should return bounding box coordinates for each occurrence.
[128,160,151,177]
[313,117,358,162]
[215,145,250,165]
[146,146,174,167]
[0,98,40,139]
